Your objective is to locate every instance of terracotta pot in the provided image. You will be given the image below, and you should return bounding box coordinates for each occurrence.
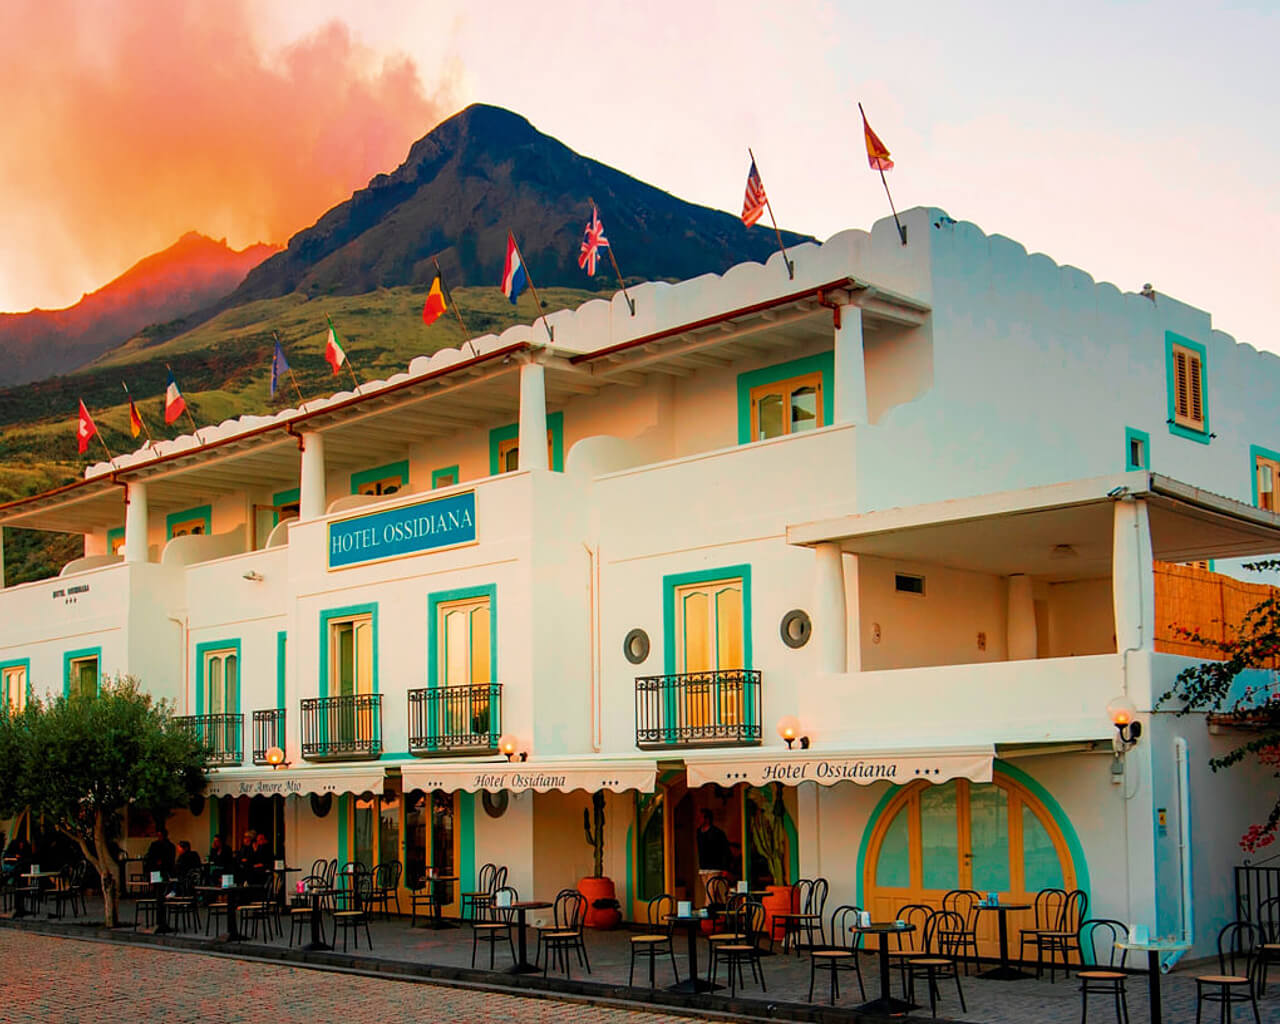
[761,883,794,944]
[577,876,622,929]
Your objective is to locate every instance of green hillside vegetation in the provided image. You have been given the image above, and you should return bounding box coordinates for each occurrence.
[0,282,607,585]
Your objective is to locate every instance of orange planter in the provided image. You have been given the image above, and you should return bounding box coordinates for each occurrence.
[761,884,794,944]
[577,876,622,929]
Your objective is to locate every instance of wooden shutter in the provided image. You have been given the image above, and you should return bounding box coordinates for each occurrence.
[1172,344,1204,430]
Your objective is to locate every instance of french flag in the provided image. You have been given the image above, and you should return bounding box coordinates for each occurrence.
[501,232,528,305]
[164,370,187,425]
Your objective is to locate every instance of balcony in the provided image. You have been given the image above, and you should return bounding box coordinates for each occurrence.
[174,713,244,767]
[300,694,382,761]
[408,684,502,757]
[252,708,286,765]
[635,671,762,750]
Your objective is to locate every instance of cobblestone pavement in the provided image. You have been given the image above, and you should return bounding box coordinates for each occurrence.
[0,932,717,1024]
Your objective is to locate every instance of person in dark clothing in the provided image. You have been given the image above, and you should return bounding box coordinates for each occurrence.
[696,809,733,904]
[207,834,234,878]
[143,828,176,877]
[247,832,272,885]
[175,840,202,878]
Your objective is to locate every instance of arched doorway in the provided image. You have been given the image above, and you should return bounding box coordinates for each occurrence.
[861,766,1083,958]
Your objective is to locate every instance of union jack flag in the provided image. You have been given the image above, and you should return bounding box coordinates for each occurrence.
[578,205,610,276]
[741,159,767,227]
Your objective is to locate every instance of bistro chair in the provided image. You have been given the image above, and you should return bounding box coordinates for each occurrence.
[1194,921,1262,1024]
[133,876,160,930]
[309,857,327,879]
[540,889,590,979]
[240,872,283,941]
[289,874,328,947]
[331,870,374,952]
[772,878,813,953]
[707,892,750,962]
[369,861,401,919]
[1021,887,1068,974]
[1077,919,1130,1024]
[48,861,88,920]
[471,885,518,968]
[906,909,968,1019]
[1039,889,1089,982]
[808,904,867,1005]
[409,873,438,927]
[1254,896,1280,994]
[889,903,934,997]
[629,894,680,989]
[941,889,982,975]
[706,874,731,930]
[712,899,768,997]
[167,869,204,934]
[322,858,338,889]
[462,862,497,922]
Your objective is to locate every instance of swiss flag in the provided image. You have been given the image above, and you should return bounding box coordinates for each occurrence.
[77,400,97,454]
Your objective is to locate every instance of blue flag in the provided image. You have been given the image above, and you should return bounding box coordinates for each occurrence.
[270,339,290,397]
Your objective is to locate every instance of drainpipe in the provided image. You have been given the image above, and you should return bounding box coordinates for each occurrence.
[1162,736,1194,971]
[167,616,188,714]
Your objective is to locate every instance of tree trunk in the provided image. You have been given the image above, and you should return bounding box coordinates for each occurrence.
[69,811,119,927]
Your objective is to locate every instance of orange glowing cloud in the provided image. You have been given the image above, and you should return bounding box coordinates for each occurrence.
[0,0,456,312]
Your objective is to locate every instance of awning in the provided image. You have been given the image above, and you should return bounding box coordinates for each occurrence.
[205,766,386,799]
[400,758,657,795]
[684,746,994,789]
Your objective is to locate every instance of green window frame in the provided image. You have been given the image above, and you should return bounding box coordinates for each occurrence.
[1164,331,1210,444]
[662,565,754,675]
[62,646,102,698]
[319,603,380,698]
[195,639,241,716]
[350,460,409,496]
[1250,445,1280,511]
[488,411,564,475]
[166,504,212,540]
[1124,427,1150,471]
[0,657,30,712]
[736,353,834,445]
[426,584,498,749]
[106,527,125,556]
[432,465,461,489]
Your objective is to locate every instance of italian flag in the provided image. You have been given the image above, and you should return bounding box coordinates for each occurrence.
[324,320,347,375]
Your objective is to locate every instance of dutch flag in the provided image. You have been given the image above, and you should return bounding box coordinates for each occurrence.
[164,370,187,425]
[501,232,528,305]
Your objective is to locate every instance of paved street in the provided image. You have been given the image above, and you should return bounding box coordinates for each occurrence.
[0,932,716,1024]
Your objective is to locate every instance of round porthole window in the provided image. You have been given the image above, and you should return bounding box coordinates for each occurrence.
[482,790,509,818]
[780,609,812,649]
[623,628,651,665]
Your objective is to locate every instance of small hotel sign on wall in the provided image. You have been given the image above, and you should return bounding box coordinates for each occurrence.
[328,491,476,570]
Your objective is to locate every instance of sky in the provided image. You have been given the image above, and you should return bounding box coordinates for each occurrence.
[1,0,1276,353]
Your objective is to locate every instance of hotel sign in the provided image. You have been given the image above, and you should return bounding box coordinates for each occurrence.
[328,491,476,570]
[686,749,994,790]
[401,762,658,795]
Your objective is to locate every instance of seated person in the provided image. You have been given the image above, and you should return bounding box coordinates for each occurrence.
[207,834,234,878]
[175,840,202,879]
[142,828,176,878]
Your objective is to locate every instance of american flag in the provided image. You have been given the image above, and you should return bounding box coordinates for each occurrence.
[741,159,767,227]
[578,205,609,276]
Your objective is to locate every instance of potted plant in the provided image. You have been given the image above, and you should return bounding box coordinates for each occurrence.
[577,791,622,929]
[749,784,792,942]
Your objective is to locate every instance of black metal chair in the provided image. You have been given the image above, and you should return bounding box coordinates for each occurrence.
[1194,921,1262,1024]
[1255,895,1280,994]
[369,861,401,919]
[1021,887,1067,975]
[941,889,982,975]
[540,889,590,979]
[712,899,767,996]
[240,872,282,941]
[889,903,933,997]
[1039,889,1089,982]
[409,873,439,927]
[48,861,88,920]
[1077,919,1130,1024]
[808,903,867,1005]
[288,874,327,947]
[906,909,968,1019]
[629,894,680,988]
[471,885,517,968]
[773,878,814,954]
[461,862,496,922]
[331,870,374,952]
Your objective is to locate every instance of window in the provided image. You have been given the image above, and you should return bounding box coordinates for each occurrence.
[673,573,747,730]
[750,372,823,441]
[1125,427,1150,472]
[1165,332,1209,441]
[107,527,125,557]
[166,505,212,540]
[350,460,409,497]
[202,647,238,715]
[895,573,926,595]
[432,465,460,489]
[1,661,28,712]
[1253,447,1280,512]
[438,595,492,687]
[497,432,553,474]
[66,652,99,698]
[488,411,565,474]
[330,614,375,697]
[429,586,497,742]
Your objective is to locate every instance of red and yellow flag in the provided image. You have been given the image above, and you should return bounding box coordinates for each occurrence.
[862,110,894,171]
[128,399,143,439]
[422,276,446,326]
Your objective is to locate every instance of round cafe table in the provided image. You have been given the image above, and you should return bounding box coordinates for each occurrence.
[194,883,262,943]
[976,902,1032,980]
[852,921,917,1016]
[507,900,552,974]
[1116,939,1191,1024]
[665,913,723,994]
[422,875,458,930]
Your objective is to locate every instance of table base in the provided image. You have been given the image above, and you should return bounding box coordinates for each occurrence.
[506,960,542,975]
[299,940,333,952]
[855,995,917,1015]
[978,965,1035,981]
[421,918,457,930]
[667,978,722,994]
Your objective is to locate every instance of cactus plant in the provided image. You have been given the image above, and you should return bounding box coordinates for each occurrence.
[748,784,789,886]
[583,790,606,877]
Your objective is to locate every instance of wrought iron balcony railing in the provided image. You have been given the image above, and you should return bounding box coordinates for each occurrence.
[635,670,762,750]
[301,694,382,761]
[252,708,287,765]
[408,683,501,756]
[175,713,244,767]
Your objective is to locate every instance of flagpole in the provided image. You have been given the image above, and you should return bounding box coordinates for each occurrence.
[273,331,309,410]
[748,148,794,280]
[858,103,907,246]
[588,198,636,316]
[89,408,115,461]
[120,381,154,444]
[510,235,554,343]
[433,257,476,354]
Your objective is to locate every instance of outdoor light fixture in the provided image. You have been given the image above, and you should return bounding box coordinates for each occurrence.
[1107,696,1143,748]
[498,733,527,762]
[243,570,265,582]
[264,745,290,769]
[776,716,809,750]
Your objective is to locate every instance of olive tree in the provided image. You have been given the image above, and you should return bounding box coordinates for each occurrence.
[0,676,207,926]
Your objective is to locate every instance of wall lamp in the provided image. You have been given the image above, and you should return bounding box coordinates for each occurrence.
[776,716,809,750]
[1107,696,1143,749]
[498,733,527,762]
[264,745,291,770]
[243,571,265,582]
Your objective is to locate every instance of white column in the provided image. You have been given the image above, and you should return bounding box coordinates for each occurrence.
[518,361,549,471]
[833,304,867,426]
[124,481,149,563]
[299,431,327,520]
[1113,498,1155,653]
[814,542,848,674]
[1006,574,1037,660]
